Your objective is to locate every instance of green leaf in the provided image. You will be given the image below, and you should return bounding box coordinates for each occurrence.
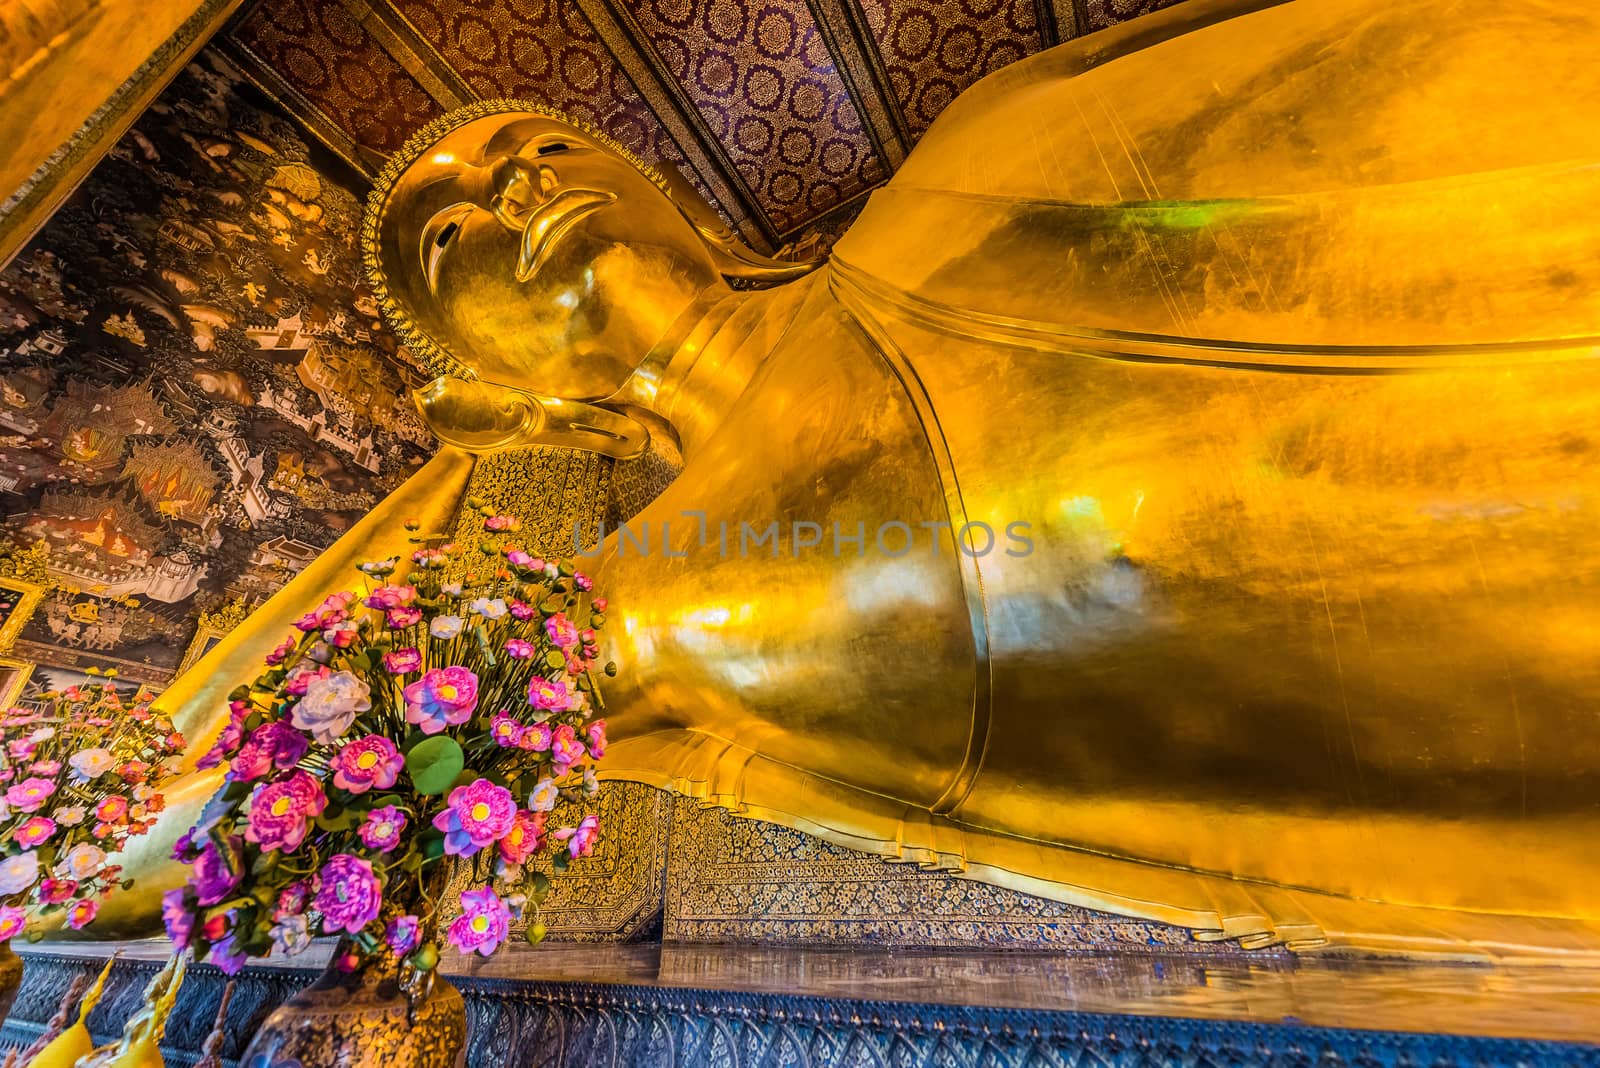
[545,649,566,671]
[316,809,358,833]
[527,871,551,896]
[405,735,465,796]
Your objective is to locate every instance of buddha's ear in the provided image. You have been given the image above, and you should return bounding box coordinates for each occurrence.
[414,377,651,460]
[656,162,822,284]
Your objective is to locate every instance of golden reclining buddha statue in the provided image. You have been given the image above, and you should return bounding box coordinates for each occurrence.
[95,0,1600,958]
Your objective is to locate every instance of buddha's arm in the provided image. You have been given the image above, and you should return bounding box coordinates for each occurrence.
[60,448,477,939]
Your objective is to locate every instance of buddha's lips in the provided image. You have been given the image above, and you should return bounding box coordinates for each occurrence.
[515,187,616,282]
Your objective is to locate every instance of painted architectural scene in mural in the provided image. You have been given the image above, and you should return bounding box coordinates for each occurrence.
[0,53,434,689]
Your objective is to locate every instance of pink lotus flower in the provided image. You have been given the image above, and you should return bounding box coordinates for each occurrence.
[6,777,55,813]
[432,779,515,857]
[245,770,327,852]
[587,720,607,760]
[387,606,423,628]
[294,590,356,632]
[66,899,97,930]
[504,639,534,659]
[383,647,422,674]
[357,805,408,852]
[528,677,572,712]
[40,878,76,904]
[551,724,585,769]
[285,664,331,697]
[498,810,545,866]
[573,572,593,591]
[489,711,524,748]
[14,816,55,848]
[447,886,510,956]
[506,550,534,567]
[544,613,580,650]
[6,740,34,761]
[229,722,310,783]
[592,598,608,612]
[0,906,25,941]
[508,600,535,621]
[96,797,129,824]
[331,735,402,793]
[364,585,416,610]
[404,667,478,735]
[555,814,601,859]
[315,854,383,935]
[520,723,553,753]
[29,761,60,776]
[484,515,520,531]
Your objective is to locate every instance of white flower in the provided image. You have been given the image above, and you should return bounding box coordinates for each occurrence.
[290,671,371,744]
[28,728,55,743]
[69,748,115,780]
[582,768,600,797]
[271,914,312,957]
[57,806,86,826]
[132,785,154,802]
[429,615,463,640]
[0,852,38,895]
[528,778,559,813]
[63,844,105,881]
[440,583,463,597]
[469,597,507,619]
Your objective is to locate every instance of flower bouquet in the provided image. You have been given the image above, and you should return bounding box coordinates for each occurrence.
[0,674,184,938]
[164,508,611,996]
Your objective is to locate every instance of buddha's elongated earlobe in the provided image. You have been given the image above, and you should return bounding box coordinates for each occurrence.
[656,163,823,284]
[414,377,652,460]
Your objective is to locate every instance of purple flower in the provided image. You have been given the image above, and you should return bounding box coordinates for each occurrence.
[404,666,478,735]
[244,770,328,852]
[229,721,311,783]
[447,886,510,956]
[331,735,403,794]
[383,647,422,674]
[210,929,249,975]
[386,914,420,955]
[431,779,515,857]
[388,606,423,628]
[358,806,408,852]
[314,854,382,935]
[190,835,243,906]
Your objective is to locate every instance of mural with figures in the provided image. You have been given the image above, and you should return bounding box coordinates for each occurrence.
[0,53,435,690]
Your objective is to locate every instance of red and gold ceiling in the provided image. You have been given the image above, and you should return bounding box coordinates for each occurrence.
[217,0,1181,251]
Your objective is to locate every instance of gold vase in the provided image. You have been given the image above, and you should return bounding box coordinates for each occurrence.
[237,946,465,1068]
[0,941,22,1024]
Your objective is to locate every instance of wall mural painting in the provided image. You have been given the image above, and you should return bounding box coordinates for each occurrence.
[0,53,436,691]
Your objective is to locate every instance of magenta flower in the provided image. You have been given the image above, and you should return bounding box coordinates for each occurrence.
[285,664,330,697]
[483,515,520,531]
[587,720,607,760]
[0,906,24,942]
[498,810,545,866]
[39,877,76,904]
[274,880,310,921]
[331,735,403,794]
[358,806,408,852]
[13,816,55,848]
[66,899,97,930]
[447,886,510,956]
[265,635,297,666]
[386,914,420,955]
[503,639,534,660]
[229,721,310,783]
[315,854,382,935]
[520,723,552,752]
[190,835,243,906]
[6,777,55,813]
[509,600,535,621]
[8,740,35,761]
[294,590,356,632]
[244,770,327,852]
[383,647,422,674]
[387,606,423,628]
[527,677,572,712]
[364,585,415,610]
[431,779,515,857]
[489,711,525,748]
[29,760,60,777]
[506,550,534,567]
[573,572,593,592]
[551,724,585,769]
[404,666,479,735]
[544,613,580,650]
[161,888,192,948]
[555,814,601,858]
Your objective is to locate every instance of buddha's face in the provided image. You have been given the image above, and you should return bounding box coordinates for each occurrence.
[372,113,723,401]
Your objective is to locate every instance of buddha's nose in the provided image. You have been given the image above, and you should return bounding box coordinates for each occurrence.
[488,156,557,231]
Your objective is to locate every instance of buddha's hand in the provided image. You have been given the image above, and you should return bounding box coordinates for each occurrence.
[414,376,651,459]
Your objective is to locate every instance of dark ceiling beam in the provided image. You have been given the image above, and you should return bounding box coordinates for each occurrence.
[336,0,476,111]
[806,0,908,169]
[579,0,782,251]
[1033,0,1080,45]
[215,35,382,180]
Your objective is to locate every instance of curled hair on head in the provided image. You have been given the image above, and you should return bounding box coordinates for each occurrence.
[361,99,821,382]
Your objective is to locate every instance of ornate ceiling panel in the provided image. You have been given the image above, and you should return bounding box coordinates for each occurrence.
[218,0,1186,248]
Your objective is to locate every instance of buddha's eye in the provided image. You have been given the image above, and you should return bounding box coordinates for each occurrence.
[537,142,570,156]
[420,203,475,294]
[435,221,460,248]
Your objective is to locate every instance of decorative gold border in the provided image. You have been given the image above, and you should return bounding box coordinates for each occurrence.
[0,578,44,655]
[174,623,230,679]
[359,99,671,382]
[0,658,34,707]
